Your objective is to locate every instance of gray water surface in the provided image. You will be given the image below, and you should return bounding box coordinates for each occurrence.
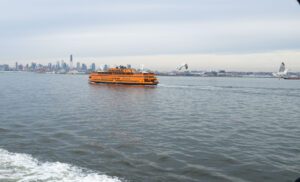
[0,72,299,182]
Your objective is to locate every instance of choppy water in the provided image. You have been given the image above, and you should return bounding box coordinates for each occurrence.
[0,72,299,182]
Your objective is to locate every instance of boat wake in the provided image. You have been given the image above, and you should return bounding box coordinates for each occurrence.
[0,148,122,182]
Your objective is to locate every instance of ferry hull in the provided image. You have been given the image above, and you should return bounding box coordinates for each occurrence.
[89,81,158,85]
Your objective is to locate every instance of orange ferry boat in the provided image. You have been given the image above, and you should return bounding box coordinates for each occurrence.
[89,66,159,85]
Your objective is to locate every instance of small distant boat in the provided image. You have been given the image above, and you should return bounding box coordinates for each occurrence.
[89,66,159,85]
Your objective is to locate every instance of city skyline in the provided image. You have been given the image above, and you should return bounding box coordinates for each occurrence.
[3,57,300,79]
[2,50,300,72]
[1,0,300,71]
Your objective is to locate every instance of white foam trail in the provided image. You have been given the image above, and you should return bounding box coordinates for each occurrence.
[0,148,122,182]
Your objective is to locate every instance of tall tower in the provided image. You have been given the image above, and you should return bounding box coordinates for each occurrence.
[76,62,80,71]
[70,54,73,70]
[91,63,96,72]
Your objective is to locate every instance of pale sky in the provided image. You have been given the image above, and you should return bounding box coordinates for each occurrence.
[1,0,300,71]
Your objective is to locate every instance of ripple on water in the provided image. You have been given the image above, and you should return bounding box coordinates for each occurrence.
[0,128,9,133]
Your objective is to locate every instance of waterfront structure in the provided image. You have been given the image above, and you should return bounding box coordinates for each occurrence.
[218,70,226,76]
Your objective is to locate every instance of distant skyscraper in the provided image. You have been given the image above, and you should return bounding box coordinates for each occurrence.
[37,64,42,70]
[91,63,96,72]
[18,64,23,71]
[82,63,87,71]
[70,54,73,70]
[0,64,9,71]
[4,64,9,71]
[48,63,52,70]
[15,62,18,71]
[56,61,60,70]
[63,62,67,70]
[104,64,108,71]
[61,60,68,70]
[76,62,80,71]
[31,62,36,71]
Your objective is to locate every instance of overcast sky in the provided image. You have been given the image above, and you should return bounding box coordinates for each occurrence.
[1,0,300,71]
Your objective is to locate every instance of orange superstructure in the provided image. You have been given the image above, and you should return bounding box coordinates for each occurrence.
[88,67,159,85]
